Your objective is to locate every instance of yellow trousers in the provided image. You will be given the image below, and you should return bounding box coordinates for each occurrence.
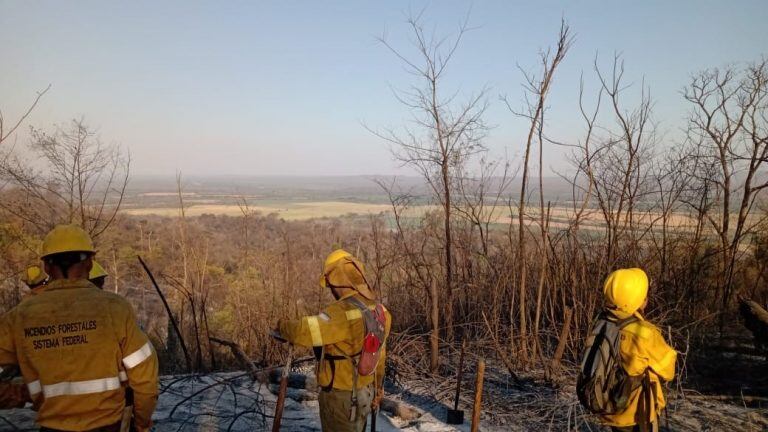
[318,385,373,432]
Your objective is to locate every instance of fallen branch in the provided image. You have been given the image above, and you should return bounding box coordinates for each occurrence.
[482,312,521,383]
[548,307,573,379]
[380,397,420,421]
[165,356,314,419]
[264,369,317,390]
[209,336,259,380]
[138,255,193,373]
[739,297,768,351]
[168,372,250,419]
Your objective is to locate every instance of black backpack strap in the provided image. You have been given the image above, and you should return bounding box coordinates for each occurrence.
[582,320,608,375]
[636,369,655,432]
[321,357,336,392]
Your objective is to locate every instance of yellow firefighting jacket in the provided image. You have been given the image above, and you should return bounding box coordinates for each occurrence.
[279,292,392,391]
[0,284,49,408]
[0,279,159,431]
[602,313,677,427]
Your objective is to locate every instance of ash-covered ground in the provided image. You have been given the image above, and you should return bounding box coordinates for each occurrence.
[1,367,766,431]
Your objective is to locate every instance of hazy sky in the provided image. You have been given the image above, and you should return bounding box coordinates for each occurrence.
[1,1,766,176]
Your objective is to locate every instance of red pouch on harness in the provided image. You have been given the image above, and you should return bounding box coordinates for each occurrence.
[357,303,386,376]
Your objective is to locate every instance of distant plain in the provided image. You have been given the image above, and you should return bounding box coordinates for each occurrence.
[120,175,712,233]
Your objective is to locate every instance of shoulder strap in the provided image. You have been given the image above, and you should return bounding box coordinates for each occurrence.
[345,296,370,313]
[345,296,377,324]
[581,319,608,375]
[617,315,639,329]
[352,297,387,340]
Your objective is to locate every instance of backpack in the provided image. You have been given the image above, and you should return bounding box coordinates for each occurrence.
[577,312,642,415]
[345,296,387,376]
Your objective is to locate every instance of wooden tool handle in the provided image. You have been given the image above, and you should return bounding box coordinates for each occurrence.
[470,358,486,432]
[272,346,294,432]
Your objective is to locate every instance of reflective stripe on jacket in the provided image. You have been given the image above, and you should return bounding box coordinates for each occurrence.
[0,279,159,431]
[279,292,392,391]
[601,312,677,427]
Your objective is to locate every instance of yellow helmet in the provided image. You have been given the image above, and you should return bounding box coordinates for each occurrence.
[323,249,352,272]
[319,249,375,299]
[40,224,96,259]
[603,268,648,317]
[23,265,47,287]
[89,261,108,280]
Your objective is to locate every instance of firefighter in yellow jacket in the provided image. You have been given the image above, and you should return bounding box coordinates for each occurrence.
[276,249,392,432]
[89,261,109,289]
[23,265,48,293]
[602,268,677,432]
[23,261,107,296]
[0,265,49,409]
[0,224,159,431]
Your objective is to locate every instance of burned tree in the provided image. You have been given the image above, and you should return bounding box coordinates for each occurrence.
[372,12,489,370]
[504,20,572,365]
[682,59,768,315]
[0,118,130,237]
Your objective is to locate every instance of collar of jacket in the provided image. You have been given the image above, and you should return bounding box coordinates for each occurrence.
[42,278,98,292]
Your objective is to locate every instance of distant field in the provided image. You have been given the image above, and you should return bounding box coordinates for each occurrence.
[121,199,710,233]
[118,177,737,230]
[122,201,395,220]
